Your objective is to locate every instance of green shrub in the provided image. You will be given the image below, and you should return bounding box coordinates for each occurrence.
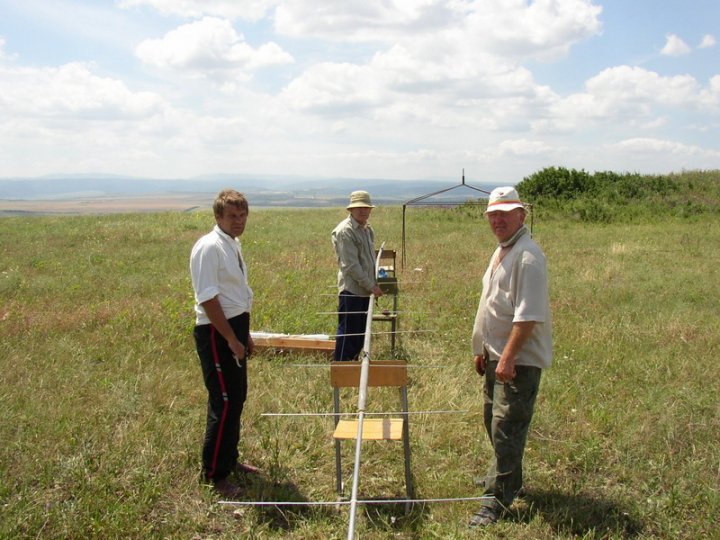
[517,167,717,223]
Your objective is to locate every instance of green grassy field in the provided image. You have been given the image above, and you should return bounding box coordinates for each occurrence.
[1,205,718,539]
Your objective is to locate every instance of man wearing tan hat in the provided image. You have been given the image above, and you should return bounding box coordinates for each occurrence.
[331,191,383,361]
[469,186,552,527]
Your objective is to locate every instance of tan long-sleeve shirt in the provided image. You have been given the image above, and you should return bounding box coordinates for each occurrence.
[332,215,377,296]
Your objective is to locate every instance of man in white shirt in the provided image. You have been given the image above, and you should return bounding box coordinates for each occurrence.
[190,189,258,498]
[469,186,552,526]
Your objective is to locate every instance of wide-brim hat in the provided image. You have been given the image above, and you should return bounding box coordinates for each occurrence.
[346,190,375,209]
[485,186,524,213]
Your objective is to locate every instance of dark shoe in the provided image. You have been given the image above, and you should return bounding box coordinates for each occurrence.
[213,477,242,499]
[236,462,262,475]
[468,506,500,527]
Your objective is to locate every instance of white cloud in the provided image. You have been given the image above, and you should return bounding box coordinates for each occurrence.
[464,0,603,61]
[0,62,164,119]
[699,75,720,110]
[273,0,601,144]
[276,1,600,133]
[612,137,719,159]
[275,0,458,41]
[498,138,558,157]
[274,0,602,62]
[0,48,316,178]
[2,1,718,181]
[135,16,293,79]
[279,42,558,144]
[545,66,703,129]
[373,42,539,98]
[661,33,691,56]
[699,34,716,48]
[0,61,183,175]
[118,0,276,21]
[584,66,699,106]
[281,62,386,114]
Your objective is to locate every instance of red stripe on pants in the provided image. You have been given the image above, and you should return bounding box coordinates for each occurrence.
[207,325,229,479]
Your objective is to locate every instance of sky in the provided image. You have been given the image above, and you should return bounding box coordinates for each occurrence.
[0,0,719,184]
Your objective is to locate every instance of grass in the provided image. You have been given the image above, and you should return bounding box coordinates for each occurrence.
[1,205,719,539]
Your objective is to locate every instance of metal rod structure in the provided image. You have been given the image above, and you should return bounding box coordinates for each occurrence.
[276,363,450,370]
[316,310,425,315]
[401,170,492,268]
[220,495,494,507]
[330,329,433,338]
[261,409,466,417]
[220,238,496,530]
[346,242,385,540]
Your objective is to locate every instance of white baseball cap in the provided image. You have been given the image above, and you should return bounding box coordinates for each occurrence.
[485,186,524,213]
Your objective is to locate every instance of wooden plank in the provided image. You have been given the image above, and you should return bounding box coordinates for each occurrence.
[330,361,408,388]
[333,418,404,440]
[252,334,335,352]
[372,312,398,321]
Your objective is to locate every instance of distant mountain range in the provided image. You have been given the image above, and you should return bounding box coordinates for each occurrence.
[0,173,497,207]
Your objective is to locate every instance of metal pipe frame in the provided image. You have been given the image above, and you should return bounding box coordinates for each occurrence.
[346,242,385,539]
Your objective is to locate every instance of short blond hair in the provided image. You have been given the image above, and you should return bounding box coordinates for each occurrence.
[213,189,248,218]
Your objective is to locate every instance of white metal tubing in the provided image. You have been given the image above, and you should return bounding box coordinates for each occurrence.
[331,329,433,338]
[347,242,384,540]
[261,409,466,417]
[219,495,496,507]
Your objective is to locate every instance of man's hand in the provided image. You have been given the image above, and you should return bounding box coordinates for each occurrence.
[371,284,383,297]
[495,356,517,383]
[474,354,486,376]
[229,339,246,361]
[495,321,535,382]
[200,296,248,362]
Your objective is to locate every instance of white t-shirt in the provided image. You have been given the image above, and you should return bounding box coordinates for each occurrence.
[472,233,553,369]
[190,225,253,325]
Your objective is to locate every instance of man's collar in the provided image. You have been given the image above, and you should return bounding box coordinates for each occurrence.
[499,224,528,248]
[349,215,368,229]
[214,224,236,240]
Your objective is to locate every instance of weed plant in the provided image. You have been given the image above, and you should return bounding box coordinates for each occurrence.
[1,204,719,539]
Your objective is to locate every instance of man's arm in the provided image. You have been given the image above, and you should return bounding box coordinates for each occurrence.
[496,321,536,382]
[472,297,486,375]
[474,354,486,376]
[200,296,246,360]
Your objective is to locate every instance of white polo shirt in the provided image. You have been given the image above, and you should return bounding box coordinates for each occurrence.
[190,224,253,325]
[472,232,553,369]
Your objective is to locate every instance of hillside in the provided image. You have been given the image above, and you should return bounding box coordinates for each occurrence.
[0,174,497,215]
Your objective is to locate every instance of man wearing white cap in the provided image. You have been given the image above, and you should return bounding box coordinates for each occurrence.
[469,186,552,526]
[331,191,383,361]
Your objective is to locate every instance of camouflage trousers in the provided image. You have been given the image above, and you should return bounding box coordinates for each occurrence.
[481,361,542,511]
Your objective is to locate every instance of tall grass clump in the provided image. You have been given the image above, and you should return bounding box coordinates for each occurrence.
[1,176,719,538]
